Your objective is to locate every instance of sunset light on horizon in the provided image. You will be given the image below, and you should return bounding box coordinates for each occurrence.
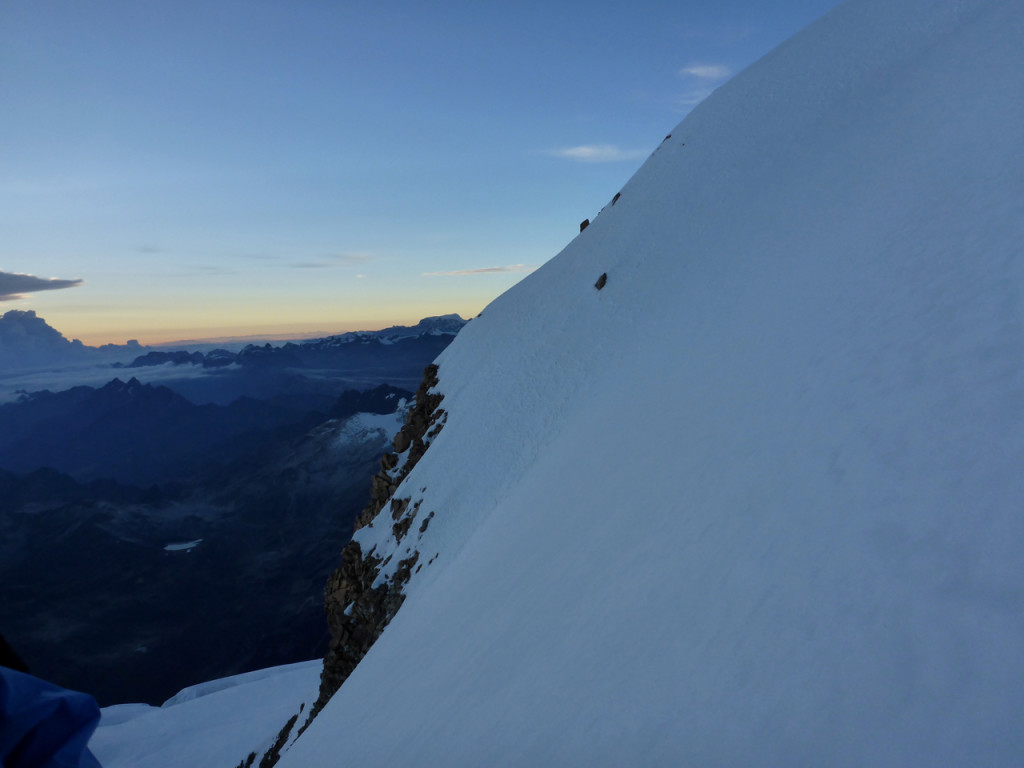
[1,0,837,346]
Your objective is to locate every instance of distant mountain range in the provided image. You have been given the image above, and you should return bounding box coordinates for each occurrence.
[0,310,466,374]
[0,377,341,485]
[0,313,467,406]
[0,313,467,705]
[118,314,467,372]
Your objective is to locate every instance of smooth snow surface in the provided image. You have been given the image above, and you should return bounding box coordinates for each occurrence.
[90,660,320,768]
[276,0,1024,765]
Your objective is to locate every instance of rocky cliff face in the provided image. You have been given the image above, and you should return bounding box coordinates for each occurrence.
[303,363,447,726]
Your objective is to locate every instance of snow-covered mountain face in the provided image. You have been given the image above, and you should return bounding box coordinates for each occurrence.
[280,0,1024,765]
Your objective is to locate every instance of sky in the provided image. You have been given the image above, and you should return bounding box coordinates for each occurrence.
[0,0,839,345]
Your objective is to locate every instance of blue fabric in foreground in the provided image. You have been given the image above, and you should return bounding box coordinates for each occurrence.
[0,667,102,768]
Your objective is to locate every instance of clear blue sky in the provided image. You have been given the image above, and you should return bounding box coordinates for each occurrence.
[0,0,839,344]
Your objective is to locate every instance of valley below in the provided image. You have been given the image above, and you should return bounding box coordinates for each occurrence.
[0,314,464,705]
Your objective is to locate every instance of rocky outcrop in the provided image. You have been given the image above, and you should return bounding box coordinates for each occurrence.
[353,364,445,531]
[300,363,447,730]
[256,711,300,768]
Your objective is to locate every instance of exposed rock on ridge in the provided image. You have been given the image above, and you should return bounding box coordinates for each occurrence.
[304,363,447,725]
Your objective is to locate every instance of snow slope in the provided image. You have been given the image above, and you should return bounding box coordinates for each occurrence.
[89,661,320,768]
[268,0,1024,764]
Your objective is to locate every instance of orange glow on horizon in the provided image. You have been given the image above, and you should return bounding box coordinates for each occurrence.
[64,306,483,347]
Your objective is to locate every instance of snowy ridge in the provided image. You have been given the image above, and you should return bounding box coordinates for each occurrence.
[270,0,1024,764]
[90,661,321,768]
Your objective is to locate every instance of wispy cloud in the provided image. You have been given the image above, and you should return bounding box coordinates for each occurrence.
[0,270,83,301]
[546,145,648,163]
[193,265,238,275]
[670,89,716,109]
[423,264,538,277]
[671,62,733,112]
[291,252,372,269]
[328,252,371,264]
[680,64,732,80]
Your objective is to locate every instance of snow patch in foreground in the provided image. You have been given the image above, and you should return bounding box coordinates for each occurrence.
[89,660,320,768]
